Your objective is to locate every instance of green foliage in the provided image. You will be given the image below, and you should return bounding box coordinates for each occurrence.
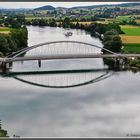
[39,19,48,26]
[103,29,122,53]
[49,18,57,27]
[104,29,119,36]
[31,19,39,25]
[129,58,140,68]
[95,24,106,34]
[0,129,8,137]
[4,14,26,28]
[85,22,124,36]
[30,18,57,26]
[0,121,8,137]
[0,27,28,56]
[10,27,28,49]
[62,17,71,28]
[115,16,138,25]
[0,14,28,55]
[0,34,9,55]
[106,23,124,34]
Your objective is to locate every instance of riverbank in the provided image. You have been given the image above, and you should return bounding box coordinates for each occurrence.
[0,27,28,57]
[0,123,8,138]
[1,16,140,71]
[0,15,28,57]
[128,58,140,71]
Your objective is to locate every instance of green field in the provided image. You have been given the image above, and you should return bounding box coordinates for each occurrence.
[0,27,11,34]
[123,44,140,53]
[25,16,52,21]
[121,25,140,36]
[115,15,131,23]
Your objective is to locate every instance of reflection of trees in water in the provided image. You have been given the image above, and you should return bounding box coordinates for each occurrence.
[103,58,129,71]
[0,120,8,137]
[0,120,20,138]
[103,58,117,70]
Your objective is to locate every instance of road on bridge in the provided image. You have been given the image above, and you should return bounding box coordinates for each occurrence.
[0,53,140,63]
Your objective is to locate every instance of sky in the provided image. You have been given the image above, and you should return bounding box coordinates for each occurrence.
[0,2,128,9]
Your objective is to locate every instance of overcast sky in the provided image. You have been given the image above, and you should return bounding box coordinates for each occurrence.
[0,2,128,9]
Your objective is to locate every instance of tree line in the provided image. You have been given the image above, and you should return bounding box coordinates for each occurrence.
[0,15,28,56]
[0,28,28,56]
[0,15,123,56]
[26,17,123,53]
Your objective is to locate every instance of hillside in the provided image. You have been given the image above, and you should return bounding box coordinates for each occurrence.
[70,2,140,9]
[33,3,140,11]
[34,5,55,11]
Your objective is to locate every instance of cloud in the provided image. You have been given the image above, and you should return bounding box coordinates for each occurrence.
[0,71,140,137]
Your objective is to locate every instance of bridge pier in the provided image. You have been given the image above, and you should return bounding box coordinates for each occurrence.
[1,62,9,74]
[1,61,12,74]
[38,60,41,68]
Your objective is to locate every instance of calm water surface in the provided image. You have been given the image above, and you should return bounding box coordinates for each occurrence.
[0,26,140,137]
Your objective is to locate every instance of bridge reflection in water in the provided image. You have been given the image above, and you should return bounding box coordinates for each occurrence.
[0,41,116,88]
[5,69,114,88]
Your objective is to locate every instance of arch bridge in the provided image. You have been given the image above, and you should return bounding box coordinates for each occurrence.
[0,40,140,73]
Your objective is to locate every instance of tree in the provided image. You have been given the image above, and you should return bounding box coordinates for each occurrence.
[0,129,8,137]
[39,19,48,26]
[103,29,122,53]
[32,19,39,25]
[106,23,124,34]
[0,120,8,137]
[94,24,106,34]
[75,22,80,29]
[10,27,28,49]
[49,18,57,27]
[16,14,26,25]
[0,34,9,55]
[129,19,137,25]
[4,15,24,28]
[62,17,71,28]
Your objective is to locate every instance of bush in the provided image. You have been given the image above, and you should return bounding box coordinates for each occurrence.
[103,29,122,53]
[0,27,28,56]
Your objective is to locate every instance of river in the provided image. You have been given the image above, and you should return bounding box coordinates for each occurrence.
[0,26,140,137]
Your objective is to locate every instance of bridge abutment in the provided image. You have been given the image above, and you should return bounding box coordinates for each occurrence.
[1,62,12,74]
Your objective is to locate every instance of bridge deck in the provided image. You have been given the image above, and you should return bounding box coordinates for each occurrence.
[0,53,140,62]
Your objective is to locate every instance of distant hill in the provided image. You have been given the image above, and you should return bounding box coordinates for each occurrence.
[117,2,140,7]
[0,8,31,12]
[1,2,140,12]
[34,3,140,11]
[34,5,55,11]
[56,7,68,10]
[70,2,140,9]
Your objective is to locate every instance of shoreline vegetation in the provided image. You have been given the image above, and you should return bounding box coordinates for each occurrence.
[0,120,20,138]
[0,120,8,137]
[0,15,28,57]
[0,128,8,138]
[0,12,140,72]
[25,17,140,71]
